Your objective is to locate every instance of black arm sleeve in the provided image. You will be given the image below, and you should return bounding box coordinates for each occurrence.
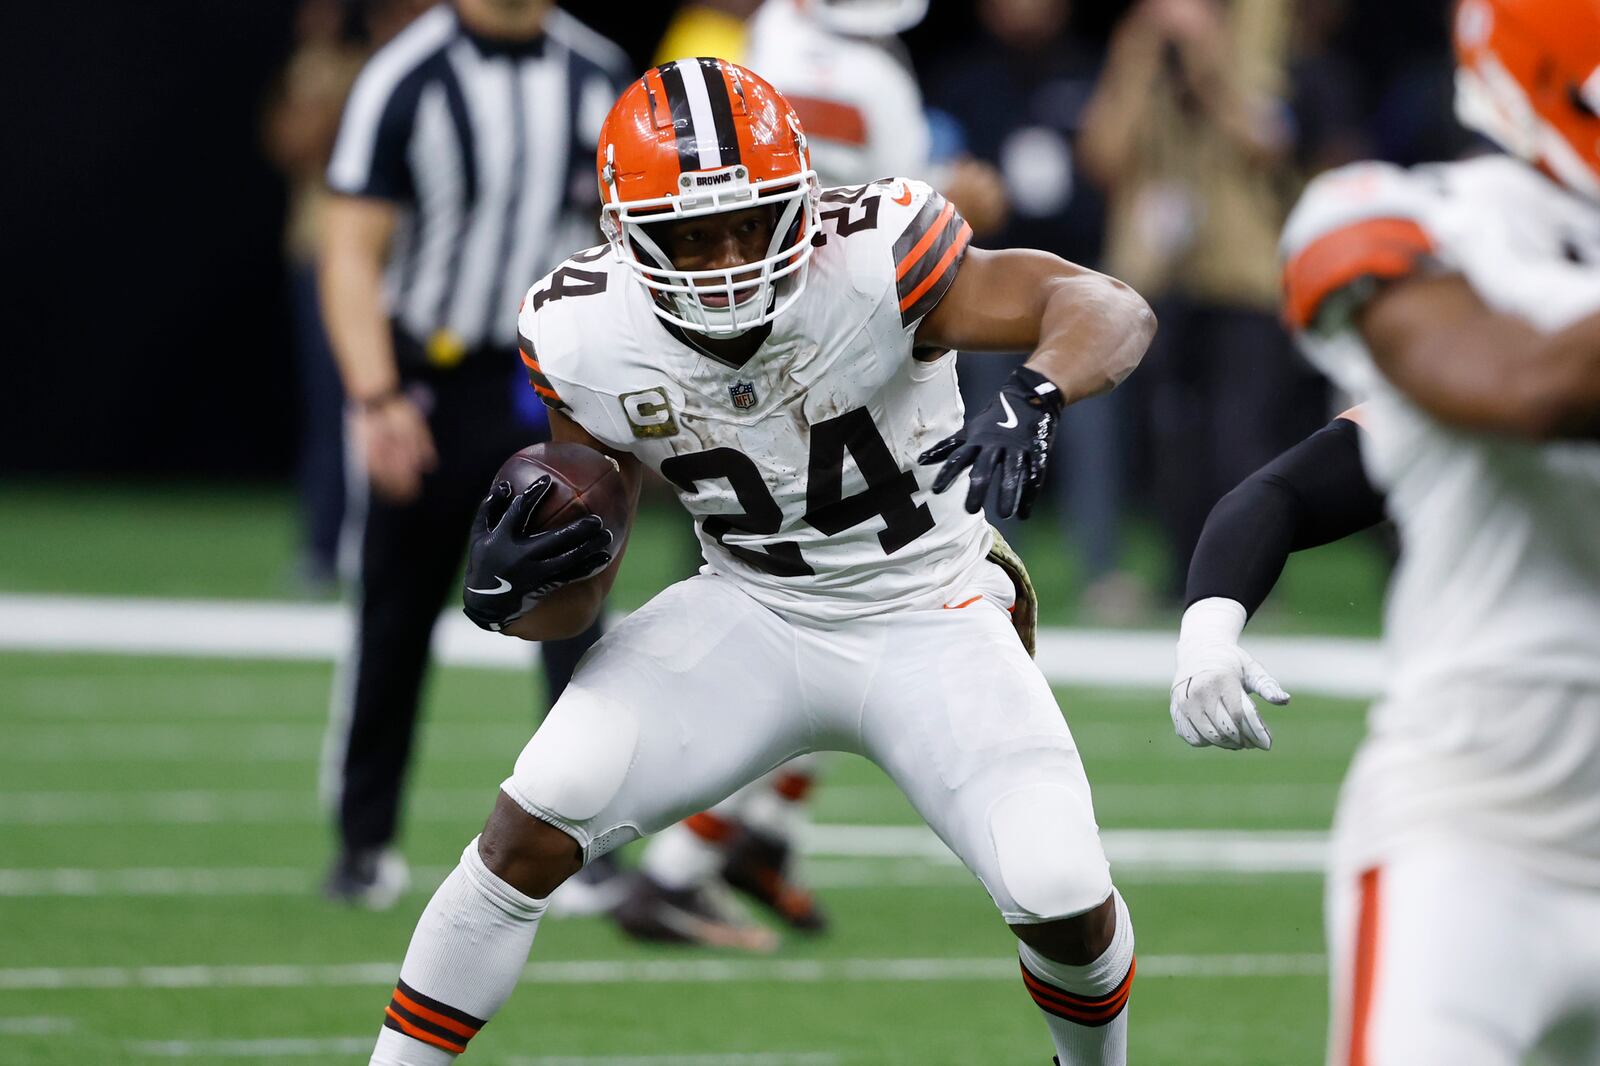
[1184,417,1388,616]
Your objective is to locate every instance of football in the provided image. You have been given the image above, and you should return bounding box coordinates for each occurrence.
[491,441,631,541]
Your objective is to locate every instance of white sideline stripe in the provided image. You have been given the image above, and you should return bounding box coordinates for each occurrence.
[0,827,1327,887]
[0,953,1327,991]
[0,593,1384,697]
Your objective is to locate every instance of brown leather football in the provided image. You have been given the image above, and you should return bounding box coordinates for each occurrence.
[491,442,630,540]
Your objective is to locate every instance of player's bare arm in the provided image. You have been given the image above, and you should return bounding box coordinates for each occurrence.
[474,410,642,643]
[916,247,1155,517]
[917,246,1154,397]
[1360,274,1600,440]
[319,194,438,501]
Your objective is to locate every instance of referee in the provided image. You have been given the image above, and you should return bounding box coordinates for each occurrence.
[318,0,630,906]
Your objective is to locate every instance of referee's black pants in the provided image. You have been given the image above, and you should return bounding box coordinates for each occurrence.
[330,354,603,854]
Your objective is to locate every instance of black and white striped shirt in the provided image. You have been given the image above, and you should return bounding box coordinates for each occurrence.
[327,5,629,362]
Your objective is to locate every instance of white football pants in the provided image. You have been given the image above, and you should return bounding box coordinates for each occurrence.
[501,564,1112,924]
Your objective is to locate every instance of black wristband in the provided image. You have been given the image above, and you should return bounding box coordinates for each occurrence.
[1010,366,1064,414]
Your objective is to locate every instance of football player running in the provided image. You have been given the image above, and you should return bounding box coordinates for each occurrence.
[368,59,1153,1065]
[1170,1,1600,1062]
[621,0,1009,948]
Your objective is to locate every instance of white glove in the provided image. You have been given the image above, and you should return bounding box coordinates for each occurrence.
[1170,597,1291,751]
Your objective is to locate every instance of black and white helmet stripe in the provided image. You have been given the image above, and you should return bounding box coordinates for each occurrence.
[657,58,742,172]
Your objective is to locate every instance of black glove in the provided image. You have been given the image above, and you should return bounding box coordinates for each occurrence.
[462,476,614,632]
[918,366,1064,520]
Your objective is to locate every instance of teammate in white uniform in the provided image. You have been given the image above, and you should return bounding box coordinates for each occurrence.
[1169,1,1600,1061]
[745,0,929,185]
[366,59,1154,1065]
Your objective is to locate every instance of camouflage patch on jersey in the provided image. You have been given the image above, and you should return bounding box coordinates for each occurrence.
[986,525,1037,658]
[619,386,679,439]
[893,193,973,328]
[518,334,570,414]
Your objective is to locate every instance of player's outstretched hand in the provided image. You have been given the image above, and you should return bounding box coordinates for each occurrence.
[1170,597,1290,750]
[462,477,613,632]
[918,366,1063,519]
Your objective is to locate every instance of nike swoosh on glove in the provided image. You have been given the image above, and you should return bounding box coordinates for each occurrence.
[918,365,1063,519]
[1170,598,1290,750]
[462,476,613,632]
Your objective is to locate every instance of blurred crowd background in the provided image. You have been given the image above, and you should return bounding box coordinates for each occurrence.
[4,0,1476,619]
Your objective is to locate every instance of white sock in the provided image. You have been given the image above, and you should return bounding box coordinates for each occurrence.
[370,837,547,1065]
[639,816,729,891]
[1018,889,1135,1066]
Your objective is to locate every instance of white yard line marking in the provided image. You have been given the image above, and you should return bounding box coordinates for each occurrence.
[508,1049,838,1056]
[0,954,1328,992]
[0,829,1328,895]
[0,1016,76,1035]
[125,1045,839,1064]
[0,784,1331,832]
[126,1037,375,1058]
[0,593,1384,697]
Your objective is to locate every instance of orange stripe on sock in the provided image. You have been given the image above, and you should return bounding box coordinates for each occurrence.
[898,223,972,313]
[685,811,735,843]
[384,1007,467,1054]
[392,989,480,1040]
[1349,868,1382,1066]
[518,348,541,372]
[1021,956,1135,1024]
[895,201,956,281]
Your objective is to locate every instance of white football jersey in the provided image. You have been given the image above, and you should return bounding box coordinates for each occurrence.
[518,179,987,624]
[1282,155,1600,882]
[743,0,930,188]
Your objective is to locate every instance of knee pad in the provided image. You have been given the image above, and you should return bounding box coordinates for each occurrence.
[988,784,1112,922]
[504,688,639,825]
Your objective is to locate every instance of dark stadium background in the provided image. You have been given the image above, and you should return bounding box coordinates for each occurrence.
[1,0,1452,476]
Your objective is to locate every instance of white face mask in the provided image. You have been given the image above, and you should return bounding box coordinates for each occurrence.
[601,163,822,337]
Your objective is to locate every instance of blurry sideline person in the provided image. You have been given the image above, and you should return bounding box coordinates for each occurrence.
[931,0,1144,624]
[1078,0,1349,598]
[317,0,628,907]
[264,0,376,594]
[1174,0,1600,1060]
[363,56,1156,1066]
[652,0,759,66]
[619,0,1012,950]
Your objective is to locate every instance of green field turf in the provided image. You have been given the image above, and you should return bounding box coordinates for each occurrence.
[0,485,1382,1064]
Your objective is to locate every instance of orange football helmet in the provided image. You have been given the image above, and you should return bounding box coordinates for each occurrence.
[597,58,820,336]
[1454,0,1600,197]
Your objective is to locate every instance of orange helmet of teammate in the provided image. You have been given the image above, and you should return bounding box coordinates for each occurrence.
[1454,0,1600,197]
[596,58,820,336]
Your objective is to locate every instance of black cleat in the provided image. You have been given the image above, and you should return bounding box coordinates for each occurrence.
[322,846,409,910]
[720,828,828,935]
[612,872,777,952]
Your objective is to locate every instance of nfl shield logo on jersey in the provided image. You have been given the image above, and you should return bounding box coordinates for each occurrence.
[729,381,758,410]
